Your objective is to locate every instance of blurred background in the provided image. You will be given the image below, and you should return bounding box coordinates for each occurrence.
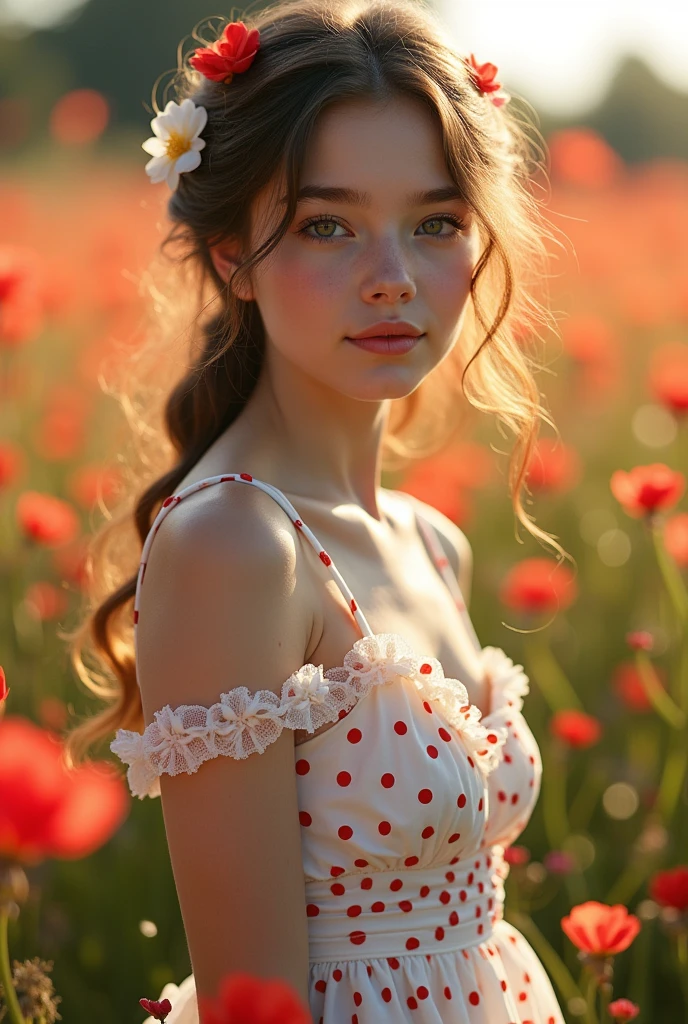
[1,0,687,1022]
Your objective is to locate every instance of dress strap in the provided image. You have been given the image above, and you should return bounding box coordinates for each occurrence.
[133,473,375,663]
[392,491,482,654]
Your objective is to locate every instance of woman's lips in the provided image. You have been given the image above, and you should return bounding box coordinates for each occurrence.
[346,334,424,354]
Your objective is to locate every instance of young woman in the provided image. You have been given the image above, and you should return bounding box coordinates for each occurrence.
[64,1,571,1020]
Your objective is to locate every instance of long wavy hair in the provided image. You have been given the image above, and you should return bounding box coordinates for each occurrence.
[62,0,572,769]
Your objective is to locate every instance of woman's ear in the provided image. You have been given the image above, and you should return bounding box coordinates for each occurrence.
[208,239,255,302]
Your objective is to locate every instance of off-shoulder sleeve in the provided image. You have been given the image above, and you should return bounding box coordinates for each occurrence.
[110,663,356,799]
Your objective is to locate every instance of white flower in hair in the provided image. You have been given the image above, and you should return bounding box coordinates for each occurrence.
[142,98,208,190]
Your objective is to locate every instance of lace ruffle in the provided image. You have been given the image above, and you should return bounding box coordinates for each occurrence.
[480,646,531,717]
[111,632,507,798]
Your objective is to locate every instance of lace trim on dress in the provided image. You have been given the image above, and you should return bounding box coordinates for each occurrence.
[111,632,509,799]
[479,647,531,718]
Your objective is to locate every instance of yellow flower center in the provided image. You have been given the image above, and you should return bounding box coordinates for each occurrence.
[165,130,191,161]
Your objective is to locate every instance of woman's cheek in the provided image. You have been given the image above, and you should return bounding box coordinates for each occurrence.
[275,255,344,313]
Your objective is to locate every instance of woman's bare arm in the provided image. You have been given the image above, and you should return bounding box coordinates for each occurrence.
[135,484,316,1010]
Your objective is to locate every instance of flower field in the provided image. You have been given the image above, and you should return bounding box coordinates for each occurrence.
[0,125,687,1022]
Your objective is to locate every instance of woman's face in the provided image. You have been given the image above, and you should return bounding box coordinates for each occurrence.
[219,93,481,401]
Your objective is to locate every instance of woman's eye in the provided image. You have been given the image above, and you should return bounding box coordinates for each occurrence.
[297,214,466,244]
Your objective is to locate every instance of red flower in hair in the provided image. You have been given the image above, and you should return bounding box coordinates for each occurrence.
[464,54,510,107]
[190,22,260,84]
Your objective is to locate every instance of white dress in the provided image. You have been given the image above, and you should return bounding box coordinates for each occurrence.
[111,473,565,1024]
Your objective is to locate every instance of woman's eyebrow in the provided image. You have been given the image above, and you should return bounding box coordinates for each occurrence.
[286,184,467,207]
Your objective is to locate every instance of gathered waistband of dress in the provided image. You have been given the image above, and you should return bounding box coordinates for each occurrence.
[306,852,506,965]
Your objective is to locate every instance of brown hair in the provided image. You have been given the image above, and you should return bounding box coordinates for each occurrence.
[62,0,572,769]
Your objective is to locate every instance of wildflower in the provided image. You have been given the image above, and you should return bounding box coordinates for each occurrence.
[15,491,80,548]
[649,865,688,912]
[549,709,602,748]
[610,463,685,517]
[197,971,311,1024]
[499,558,578,615]
[503,845,530,866]
[609,997,640,1021]
[139,997,172,1021]
[561,901,641,956]
[626,631,653,652]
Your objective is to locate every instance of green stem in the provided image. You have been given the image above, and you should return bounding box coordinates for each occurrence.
[655,725,688,824]
[568,767,608,832]
[541,742,571,849]
[523,635,584,712]
[678,931,688,969]
[676,932,688,1010]
[507,909,586,1007]
[582,967,601,1024]
[635,651,686,729]
[677,624,688,714]
[598,981,613,1022]
[651,523,688,624]
[0,909,25,1024]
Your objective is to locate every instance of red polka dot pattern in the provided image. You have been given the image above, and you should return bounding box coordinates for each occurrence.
[151,479,550,1020]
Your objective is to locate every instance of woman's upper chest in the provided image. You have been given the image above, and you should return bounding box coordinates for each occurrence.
[291,491,489,745]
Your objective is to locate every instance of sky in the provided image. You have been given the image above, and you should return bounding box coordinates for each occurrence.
[1,0,687,116]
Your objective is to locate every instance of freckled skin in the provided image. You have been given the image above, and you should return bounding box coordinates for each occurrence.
[207,93,482,505]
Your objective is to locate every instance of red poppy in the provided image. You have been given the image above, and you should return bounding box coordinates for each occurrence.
[649,865,688,912]
[549,709,602,748]
[609,998,640,1021]
[24,581,70,621]
[648,342,688,415]
[139,997,172,1021]
[664,512,688,567]
[626,631,653,652]
[190,22,261,84]
[33,384,90,461]
[52,536,90,590]
[525,438,582,493]
[49,89,109,146]
[0,244,45,348]
[560,314,619,366]
[548,129,624,189]
[37,696,68,733]
[610,463,685,517]
[612,661,667,713]
[0,666,8,704]
[16,491,80,547]
[0,715,127,865]
[197,972,311,1024]
[561,901,641,956]
[503,845,530,866]
[67,463,123,509]
[0,441,25,489]
[499,557,578,615]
